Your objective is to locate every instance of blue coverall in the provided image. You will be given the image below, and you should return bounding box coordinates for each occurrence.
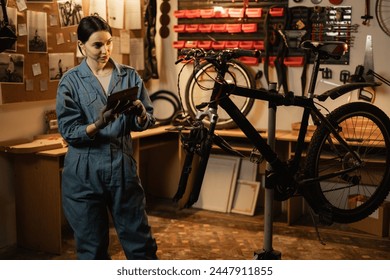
[56,58,158,259]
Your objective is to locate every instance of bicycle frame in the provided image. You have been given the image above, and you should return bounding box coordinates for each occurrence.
[196,52,379,190]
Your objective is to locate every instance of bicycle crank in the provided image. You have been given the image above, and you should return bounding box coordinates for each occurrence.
[266,172,297,201]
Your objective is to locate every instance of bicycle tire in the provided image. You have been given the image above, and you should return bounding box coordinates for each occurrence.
[303,102,390,224]
[185,59,256,130]
[376,0,390,37]
[150,95,177,125]
[150,90,181,125]
[151,90,181,110]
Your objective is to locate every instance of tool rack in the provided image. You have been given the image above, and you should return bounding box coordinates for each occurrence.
[173,1,355,65]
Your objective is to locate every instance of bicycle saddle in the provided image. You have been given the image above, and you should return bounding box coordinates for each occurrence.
[300,40,348,59]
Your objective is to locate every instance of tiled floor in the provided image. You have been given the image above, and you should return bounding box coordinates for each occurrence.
[1,197,389,260]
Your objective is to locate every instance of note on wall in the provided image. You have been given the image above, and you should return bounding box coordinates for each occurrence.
[89,0,107,20]
[120,30,130,54]
[130,38,144,71]
[107,0,124,29]
[125,0,141,30]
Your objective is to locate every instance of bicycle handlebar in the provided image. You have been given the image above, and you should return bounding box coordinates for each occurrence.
[175,48,261,64]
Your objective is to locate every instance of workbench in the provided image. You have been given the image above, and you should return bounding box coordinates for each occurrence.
[0,125,179,254]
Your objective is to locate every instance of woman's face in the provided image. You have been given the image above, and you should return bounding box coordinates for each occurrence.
[79,30,113,66]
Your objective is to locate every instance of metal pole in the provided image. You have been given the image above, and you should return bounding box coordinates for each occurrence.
[254,82,281,260]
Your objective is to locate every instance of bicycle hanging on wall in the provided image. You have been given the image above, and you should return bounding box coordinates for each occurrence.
[376,0,390,37]
[172,41,390,226]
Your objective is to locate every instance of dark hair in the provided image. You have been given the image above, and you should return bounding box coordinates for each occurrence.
[77,15,112,44]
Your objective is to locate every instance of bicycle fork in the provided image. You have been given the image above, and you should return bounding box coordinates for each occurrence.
[173,107,219,207]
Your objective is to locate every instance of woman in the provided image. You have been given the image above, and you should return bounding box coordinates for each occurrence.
[56,15,158,260]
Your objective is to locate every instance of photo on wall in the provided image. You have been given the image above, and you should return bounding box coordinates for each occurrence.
[0,53,24,84]
[27,10,48,53]
[0,6,18,52]
[48,53,75,80]
[57,0,84,28]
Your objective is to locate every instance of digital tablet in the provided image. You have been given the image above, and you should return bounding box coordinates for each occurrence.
[107,86,139,114]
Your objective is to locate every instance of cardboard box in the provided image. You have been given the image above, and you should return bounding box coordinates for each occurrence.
[348,195,389,237]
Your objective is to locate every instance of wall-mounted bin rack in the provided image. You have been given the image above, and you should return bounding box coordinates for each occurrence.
[174,1,352,66]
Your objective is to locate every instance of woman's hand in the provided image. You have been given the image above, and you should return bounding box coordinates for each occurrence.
[132,100,147,125]
[94,105,116,129]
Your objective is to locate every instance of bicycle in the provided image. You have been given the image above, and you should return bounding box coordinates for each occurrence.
[172,41,390,225]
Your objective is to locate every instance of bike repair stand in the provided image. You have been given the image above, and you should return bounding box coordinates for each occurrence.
[254,82,282,260]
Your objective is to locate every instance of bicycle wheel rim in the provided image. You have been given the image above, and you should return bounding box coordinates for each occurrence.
[185,60,255,129]
[304,102,390,223]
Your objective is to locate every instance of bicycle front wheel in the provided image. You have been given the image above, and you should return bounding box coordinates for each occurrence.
[185,59,256,130]
[303,102,390,224]
[376,0,390,37]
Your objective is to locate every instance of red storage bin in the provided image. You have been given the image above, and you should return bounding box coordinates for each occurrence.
[185,9,201,18]
[242,23,257,33]
[225,41,239,48]
[197,41,212,49]
[245,8,262,18]
[239,41,254,49]
[239,56,259,65]
[173,24,186,33]
[198,24,213,33]
[253,40,265,50]
[173,10,186,18]
[226,24,242,33]
[211,41,226,49]
[200,9,215,18]
[185,24,199,33]
[269,7,284,17]
[172,41,185,49]
[212,24,227,32]
[214,8,229,18]
[262,56,277,66]
[284,56,304,66]
[228,8,244,18]
[185,41,198,48]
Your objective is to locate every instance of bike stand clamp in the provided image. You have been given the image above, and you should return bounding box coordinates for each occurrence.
[254,82,282,260]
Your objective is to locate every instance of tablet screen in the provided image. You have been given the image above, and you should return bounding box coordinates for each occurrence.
[107,86,138,114]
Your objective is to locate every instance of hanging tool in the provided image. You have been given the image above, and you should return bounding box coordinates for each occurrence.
[358,35,376,102]
[362,0,373,26]
[339,70,350,84]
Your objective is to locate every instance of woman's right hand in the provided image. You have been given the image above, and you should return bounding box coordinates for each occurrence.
[94,105,116,129]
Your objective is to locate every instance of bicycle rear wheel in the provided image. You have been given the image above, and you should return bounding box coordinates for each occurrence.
[303,102,390,224]
[185,59,256,130]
